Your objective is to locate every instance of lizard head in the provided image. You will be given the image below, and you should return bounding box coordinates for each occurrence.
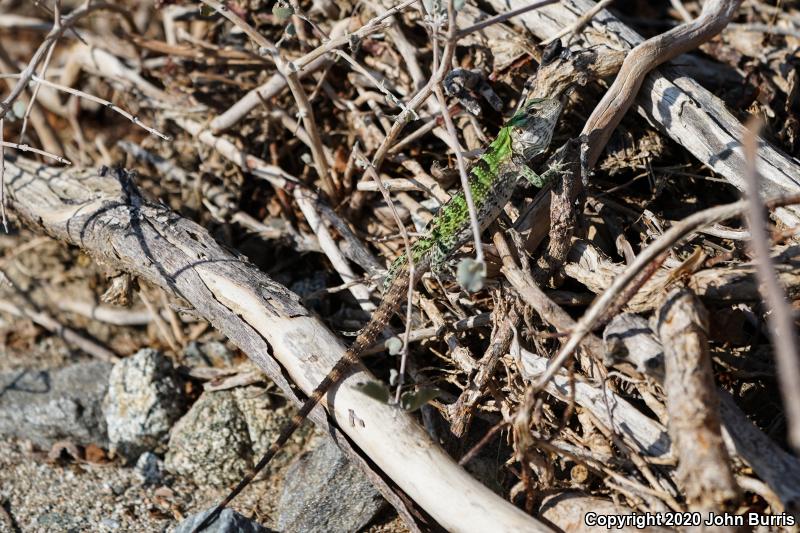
[508,98,562,161]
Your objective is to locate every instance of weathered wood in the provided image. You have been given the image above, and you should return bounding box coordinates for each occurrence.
[656,288,739,516]
[603,302,800,514]
[514,343,671,458]
[485,0,800,228]
[2,156,552,533]
[566,240,800,312]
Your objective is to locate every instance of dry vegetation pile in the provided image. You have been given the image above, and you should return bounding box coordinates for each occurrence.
[1,0,800,530]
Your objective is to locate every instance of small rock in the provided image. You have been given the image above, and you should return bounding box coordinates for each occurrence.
[134,451,163,485]
[0,361,111,448]
[173,507,270,533]
[36,511,80,530]
[182,341,234,368]
[165,390,252,487]
[100,517,120,530]
[165,386,309,487]
[233,386,303,464]
[103,349,184,461]
[277,438,386,533]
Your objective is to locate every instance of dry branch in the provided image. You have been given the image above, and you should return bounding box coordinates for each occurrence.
[485,0,800,228]
[1,156,551,533]
[743,120,800,453]
[604,312,800,513]
[656,287,738,514]
[565,240,800,312]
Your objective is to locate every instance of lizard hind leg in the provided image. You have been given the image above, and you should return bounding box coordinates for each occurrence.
[428,240,454,279]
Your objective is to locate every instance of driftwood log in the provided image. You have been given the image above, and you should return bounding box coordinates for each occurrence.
[2,156,551,533]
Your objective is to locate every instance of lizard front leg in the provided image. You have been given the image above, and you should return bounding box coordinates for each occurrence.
[519,160,567,188]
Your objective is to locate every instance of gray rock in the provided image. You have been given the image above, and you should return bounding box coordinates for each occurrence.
[173,507,271,533]
[165,389,252,487]
[103,349,184,461]
[134,451,163,485]
[232,386,300,464]
[182,341,234,368]
[165,386,306,487]
[0,361,111,448]
[277,438,386,533]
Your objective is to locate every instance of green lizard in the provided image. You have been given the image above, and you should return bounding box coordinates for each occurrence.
[194,97,563,532]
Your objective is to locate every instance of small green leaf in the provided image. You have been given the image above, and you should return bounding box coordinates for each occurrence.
[453,0,466,10]
[11,101,26,120]
[354,380,391,404]
[457,258,486,293]
[401,387,443,412]
[272,4,293,23]
[385,336,403,355]
[199,4,215,17]
[285,22,296,36]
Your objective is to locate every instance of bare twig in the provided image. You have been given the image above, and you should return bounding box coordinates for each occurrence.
[0,141,70,164]
[432,1,484,266]
[0,297,119,362]
[742,118,800,453]
[0,73,170,140]
[199,0,336,199]
[353,145,415,404]
[528,193,800,396]
[580,0,743,168]
[139,288,180,354]
[456,0,560,39]
[0,2,134,120]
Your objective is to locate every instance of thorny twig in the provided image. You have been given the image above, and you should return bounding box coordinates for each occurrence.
[0,141,70,164]
[0,74,169,140]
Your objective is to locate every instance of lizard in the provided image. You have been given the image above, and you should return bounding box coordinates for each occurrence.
[193,96,563,532]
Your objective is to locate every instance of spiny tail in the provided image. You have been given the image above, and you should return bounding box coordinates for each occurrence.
[191,348,360,533]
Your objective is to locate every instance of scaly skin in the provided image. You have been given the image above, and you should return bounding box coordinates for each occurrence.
[193,97,562,533]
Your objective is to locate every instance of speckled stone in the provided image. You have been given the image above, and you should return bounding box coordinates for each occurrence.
[0,361,111,448]
[165,385,310,488]
[165,389,252,487]
[134,451,163,485]
[277,438,386,533]
[173,507,270,533]
[103,348,184,461]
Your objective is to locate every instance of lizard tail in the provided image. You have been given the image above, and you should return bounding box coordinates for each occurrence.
[191,348,361,533]
[194,268,410,532]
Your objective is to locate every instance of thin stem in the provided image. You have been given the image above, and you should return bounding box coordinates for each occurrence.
[742,119,800,453]
[456,0,560,39]
[528,193,800,395]
[354,145,415,404]
[433,1,484,265]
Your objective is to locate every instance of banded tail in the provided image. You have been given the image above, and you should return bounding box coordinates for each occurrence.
[193,268,412,533]
[191,349,359,532]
